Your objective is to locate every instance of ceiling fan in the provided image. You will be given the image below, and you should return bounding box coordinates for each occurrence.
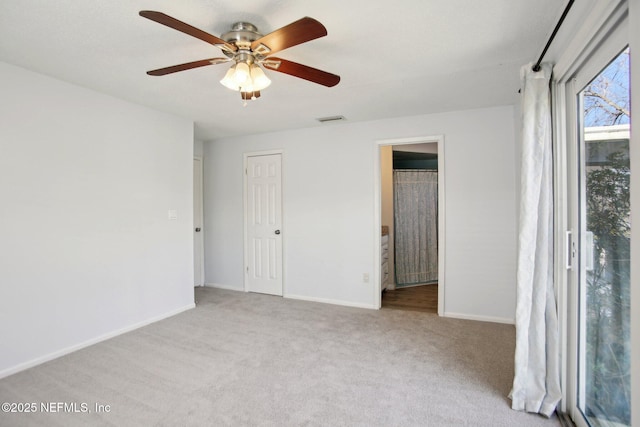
[139,11,340,102]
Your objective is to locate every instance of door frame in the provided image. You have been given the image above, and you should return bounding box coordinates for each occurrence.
[193,156,205,286]
[243,149,285,294]
[552,1,629,422]
[373,135,445,313]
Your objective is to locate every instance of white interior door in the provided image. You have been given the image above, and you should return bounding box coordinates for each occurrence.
[193,157,204,286]
[245,153,283,296]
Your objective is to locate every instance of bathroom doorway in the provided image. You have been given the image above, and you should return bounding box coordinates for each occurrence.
[375,137,445,313]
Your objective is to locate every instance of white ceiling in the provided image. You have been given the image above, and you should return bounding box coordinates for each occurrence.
[0,0,567,141]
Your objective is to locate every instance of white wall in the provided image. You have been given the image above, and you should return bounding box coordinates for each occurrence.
[204,105,517,322]
[194,139,204,158]
[0,61,195,377]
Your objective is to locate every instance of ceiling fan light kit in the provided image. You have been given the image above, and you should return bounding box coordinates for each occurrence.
[139,11,340,104]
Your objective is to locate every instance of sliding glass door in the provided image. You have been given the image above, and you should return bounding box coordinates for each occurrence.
[571,46,631,427]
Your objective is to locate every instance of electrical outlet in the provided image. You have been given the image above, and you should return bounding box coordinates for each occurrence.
[363,273,370,283]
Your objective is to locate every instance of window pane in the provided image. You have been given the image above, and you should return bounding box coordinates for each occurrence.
[580,47,631,427]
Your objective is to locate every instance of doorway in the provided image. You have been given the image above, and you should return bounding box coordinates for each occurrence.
[554,4,632,423]
[374,136,445,313]
[567,47,631,427]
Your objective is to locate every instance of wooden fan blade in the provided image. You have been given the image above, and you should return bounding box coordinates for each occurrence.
[147,58,228,76]
[251,17,327,56]
[139,11,236,52]
[263,58,340,87]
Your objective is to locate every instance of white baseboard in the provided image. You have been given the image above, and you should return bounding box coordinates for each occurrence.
[0,303,195,380]
[204,283,244,292]
[443,311,515,325]
[284,293,377,310]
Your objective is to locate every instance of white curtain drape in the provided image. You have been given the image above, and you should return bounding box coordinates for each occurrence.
[393,170,438,286]
[510,63,561,417]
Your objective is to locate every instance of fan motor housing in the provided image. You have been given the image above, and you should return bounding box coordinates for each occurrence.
[221,22,262,47]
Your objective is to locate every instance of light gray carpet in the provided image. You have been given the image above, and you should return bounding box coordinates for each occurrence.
[0,287,561,426]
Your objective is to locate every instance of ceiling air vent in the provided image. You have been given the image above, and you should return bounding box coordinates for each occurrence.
[316,115,346,123]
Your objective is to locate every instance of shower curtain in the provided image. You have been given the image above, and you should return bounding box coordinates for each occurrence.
[393,169,438,286]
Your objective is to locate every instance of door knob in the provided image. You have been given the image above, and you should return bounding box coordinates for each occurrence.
[275,230,281,235]
[195,228,201,232]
